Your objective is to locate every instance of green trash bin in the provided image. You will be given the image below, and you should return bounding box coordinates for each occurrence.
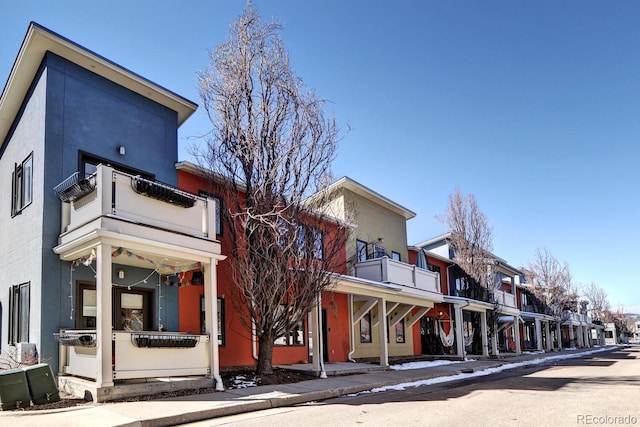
[0,368,31,410]
[23,363,60,405]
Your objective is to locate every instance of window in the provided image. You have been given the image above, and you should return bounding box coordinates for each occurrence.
[391,251,401,262]
[356,240,368,262]
[79,152,154,180]
[394,319,405,343]
[199,191,223,236]
[9,283,30,344]
[112,287,153,331]
[275,319,305,346]
[77,283,97,329]
[11,153,33,216]
[427,263,441,274]
[201,297,225,345]
[297,225,323,259]
[360,311,372,343]
[373,244,387,258]
[416,251,427,269]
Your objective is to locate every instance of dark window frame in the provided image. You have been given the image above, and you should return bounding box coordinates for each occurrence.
[200,296,225,346]
[11,153,33,217]
[79,151,154,180]
[274,308,305,346]
[427,263,441,274]
[198,191,223,237]
[360,311,372,343]
[8,282,30,344]
[298,225,323,260]
[391,251,401,262]
[356,239,368,262]
[76,282,98,329]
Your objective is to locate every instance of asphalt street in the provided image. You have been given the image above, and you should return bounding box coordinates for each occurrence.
[188,346,640,427]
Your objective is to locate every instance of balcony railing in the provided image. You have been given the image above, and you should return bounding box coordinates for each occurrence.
[562,311,589,324]
[57,329,210,381]
[57,165,216,239]
[354,256,441,295]
[493,290,517,309]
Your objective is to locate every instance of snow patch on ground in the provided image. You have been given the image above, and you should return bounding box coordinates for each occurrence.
[229,375,258,389]
[390,359,471,371]
[350,346,615,396]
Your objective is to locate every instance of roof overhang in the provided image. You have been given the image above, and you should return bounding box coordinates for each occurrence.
[443,295,495,312]
[314,176,416,220]
[332,274,442,307]
[1,22,197,146]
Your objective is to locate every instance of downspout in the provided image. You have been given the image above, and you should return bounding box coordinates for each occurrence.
[348,294,356,362]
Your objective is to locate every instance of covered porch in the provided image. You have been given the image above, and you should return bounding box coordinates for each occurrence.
[52,165,225,402]
[310,256,444,375]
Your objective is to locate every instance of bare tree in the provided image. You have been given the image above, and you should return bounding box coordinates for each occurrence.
[582,282,610,322]
[444,187,495,289]
[194,5,345,374]
[526,248,577,318]
[442,188,499,354]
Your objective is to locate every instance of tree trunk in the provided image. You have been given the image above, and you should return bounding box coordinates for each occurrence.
[256,333,275,375]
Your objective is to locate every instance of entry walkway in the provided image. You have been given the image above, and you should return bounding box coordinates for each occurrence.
[1,347,619,427]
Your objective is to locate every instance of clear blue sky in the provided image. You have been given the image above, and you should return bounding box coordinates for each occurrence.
[2,1,638,313]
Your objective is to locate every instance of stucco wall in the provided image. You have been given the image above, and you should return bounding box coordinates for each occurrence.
[345,189,409,264]
[0,52,182,371]
[0,65,47,358]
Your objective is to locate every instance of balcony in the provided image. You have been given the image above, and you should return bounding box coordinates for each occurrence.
[353,256,442,300]
[56,165,217,252]
[493,290,517,309]
[562,311,588,325]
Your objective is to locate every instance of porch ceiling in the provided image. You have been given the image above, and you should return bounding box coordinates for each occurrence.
[333,276,439,308]
[54,219,224,270]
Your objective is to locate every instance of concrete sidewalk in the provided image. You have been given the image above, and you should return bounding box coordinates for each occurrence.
[0,347,618,427]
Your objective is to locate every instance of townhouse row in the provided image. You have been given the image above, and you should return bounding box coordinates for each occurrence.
[0,24,603,402]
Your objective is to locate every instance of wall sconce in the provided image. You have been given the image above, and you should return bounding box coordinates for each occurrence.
[117,269,125,279]
[117,145,126,155]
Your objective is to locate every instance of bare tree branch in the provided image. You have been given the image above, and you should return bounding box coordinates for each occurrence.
[192,5,345,374]
[525,248,577,317]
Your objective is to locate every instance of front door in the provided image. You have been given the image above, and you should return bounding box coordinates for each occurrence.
[76,282,154,330]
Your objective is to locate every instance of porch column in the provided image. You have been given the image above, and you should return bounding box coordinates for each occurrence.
[569,324,575,348]
[544,321,552,351]
[378,297,388,367]
[311,301,321,373]
[584,326,591,347]
[96,243,114,388]
[480,311,489,357]
[453,305,465,358]
[204,259,224,391]
[535,319,543,352]
[514,316,521,355]
[492,325,499,356]
[578,326,585,347]
[556,322,562,350]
